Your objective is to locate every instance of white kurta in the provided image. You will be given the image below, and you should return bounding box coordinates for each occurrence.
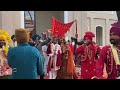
[50,43,62,71]
[42,45,49,76]
[10,41,17,47]
[48,43,62,79]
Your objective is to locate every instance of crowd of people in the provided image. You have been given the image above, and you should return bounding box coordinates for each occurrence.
[0,21,120,79]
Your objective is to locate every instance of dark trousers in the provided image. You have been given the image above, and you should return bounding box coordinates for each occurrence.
[0,75,10,79]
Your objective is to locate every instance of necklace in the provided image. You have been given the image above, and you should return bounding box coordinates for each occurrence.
[86,46,92,63]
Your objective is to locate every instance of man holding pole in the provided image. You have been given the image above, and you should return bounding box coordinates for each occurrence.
[76,32,101,79]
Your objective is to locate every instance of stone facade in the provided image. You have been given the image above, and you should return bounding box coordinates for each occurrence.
[0,11,23,36]
[0,11,118,46]
[64,11,117,46]
[87,11,117,46]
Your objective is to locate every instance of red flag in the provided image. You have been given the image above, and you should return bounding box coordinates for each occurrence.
[52,16,75,38]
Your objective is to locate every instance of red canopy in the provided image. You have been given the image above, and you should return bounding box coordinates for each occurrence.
[51,16,75,38]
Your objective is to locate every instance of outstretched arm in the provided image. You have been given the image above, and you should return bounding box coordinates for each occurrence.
[41,37,51,46]
[76,45,85,55]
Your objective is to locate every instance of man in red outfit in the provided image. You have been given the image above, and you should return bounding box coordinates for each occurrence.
[76,32,101,79]
[94,21,120,79]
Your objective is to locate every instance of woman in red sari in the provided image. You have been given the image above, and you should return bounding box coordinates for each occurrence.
[56,41,78,79]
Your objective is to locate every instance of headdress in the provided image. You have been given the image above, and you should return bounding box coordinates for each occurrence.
[84,32,95,42]
[0,29,11,53]
[32,34,41,41]
[15,28,29,44]
[110,21,120,37]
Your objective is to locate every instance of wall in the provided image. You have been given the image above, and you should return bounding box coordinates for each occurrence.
[35,11,64,36]
[87,11,118,45]
[0,11,21,36]
[35,11,87,41]
[67,11,87,41]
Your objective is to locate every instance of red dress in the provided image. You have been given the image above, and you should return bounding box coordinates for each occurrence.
[76,44,101,79]
[69,44,74,53]
[0,49,12,76]
[96,45,118,79]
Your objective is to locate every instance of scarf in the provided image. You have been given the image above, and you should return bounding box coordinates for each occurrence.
[111,44,120,65]
[67,49,75,74]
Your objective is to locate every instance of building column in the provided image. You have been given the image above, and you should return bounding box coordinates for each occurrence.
[67,11,87,41]
[81,11,87,39]
[89,17,96,42]
[20,11,25,28]
[105,19,110,45]
[67,11,74,40]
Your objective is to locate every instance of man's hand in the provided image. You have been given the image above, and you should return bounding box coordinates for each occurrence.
[47,29,52,35]
[91,76,99,79]
[102,72,108,79]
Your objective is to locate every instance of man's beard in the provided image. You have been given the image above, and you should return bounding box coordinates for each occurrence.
[0,42,5,48]
[110,39,120,46]
[84,41,91,46]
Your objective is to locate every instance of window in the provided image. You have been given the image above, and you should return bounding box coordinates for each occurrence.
[24,11,35,36]
[24,11,35,30]
[96,26,103,46]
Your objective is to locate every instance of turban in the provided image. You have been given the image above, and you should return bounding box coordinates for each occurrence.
[110,21,120,37]
[15,28,29,44]
[84,32,95,42]
[32,34,41,41]
[0,29,11,53]
[11,35,15,40]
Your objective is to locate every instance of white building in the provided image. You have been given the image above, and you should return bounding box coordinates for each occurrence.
[0,11,118,46]
[64,11,118,46]
[87,11,117,46]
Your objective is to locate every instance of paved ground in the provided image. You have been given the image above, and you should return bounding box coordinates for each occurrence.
[44,66,81,79]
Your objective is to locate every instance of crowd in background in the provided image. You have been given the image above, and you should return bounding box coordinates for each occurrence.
[0,28,103,79]
[1,21,120,79]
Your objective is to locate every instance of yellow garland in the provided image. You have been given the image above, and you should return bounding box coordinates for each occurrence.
[0,30,11,43]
